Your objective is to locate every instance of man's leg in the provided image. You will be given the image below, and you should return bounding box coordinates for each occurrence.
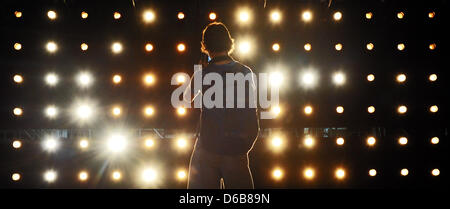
[187,148,222,189]
[220,154,254,189]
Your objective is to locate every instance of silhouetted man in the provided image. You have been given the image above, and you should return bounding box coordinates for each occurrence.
[184,22,259,189]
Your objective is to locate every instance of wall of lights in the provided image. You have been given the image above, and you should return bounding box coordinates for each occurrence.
[0,0,448,188]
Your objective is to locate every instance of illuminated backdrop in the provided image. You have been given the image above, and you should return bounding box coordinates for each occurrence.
[0,0,448,188]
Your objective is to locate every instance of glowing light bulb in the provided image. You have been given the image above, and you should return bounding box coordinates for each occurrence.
[47,10,57,20]
[333,11,342,21]
[209,12,217,21]
[336,137,345,146]
[302,11,313,22]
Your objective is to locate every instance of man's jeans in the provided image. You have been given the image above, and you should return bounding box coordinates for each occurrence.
[187,146,254,189]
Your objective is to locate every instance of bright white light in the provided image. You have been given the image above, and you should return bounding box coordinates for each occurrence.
[398,137,408,145]
[336,137,345,146]
[333,11,343,21]
[335,168,345,180]
[143,10,156,23]
[12,140,22,149]
[401,168,409,176]
[79,171,89,181]
[336,106,344,114]
[79,138,89,149]
[269,72,283,87]
[176,137,188,149]
[302,10,313,22]
[301,70,318,88]
[76,72,93,87]
[45,73,58,86]
[367,136,376,146]
[12,173,21,181]
[112,106,122,117]
[431,137,439,145]
[303,136,315,148]
[369,169,377,177]
[42,137,59,152]
[112,171,122,181]
[397,105,407,114]
[303,168,315,180]
[368,106,375,114]
[432,169,440,176]
[144,138,155,148]
[177,107,187,116]
[107,134,127,153]
[209,12,217,21]
[76,104,93,119]
[142,168,158,182]
[272,168,284,180]
[144,106,155,117]
[237,9,251,24]
[13,74,23,83]
[271,136,283,148]
[46,41,58,53]
[238,41,251,55]
[44,170,57,182]
[177,170,187,181]
[45,105,58,118]
[332,72,346,86]
[111,42,123,54]
[47,11,57,20]
[270,10,282,23]
[304,105,313,115]
[13,107,23,116]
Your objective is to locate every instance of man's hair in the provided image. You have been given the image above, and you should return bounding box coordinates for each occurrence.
[201,22,234,55]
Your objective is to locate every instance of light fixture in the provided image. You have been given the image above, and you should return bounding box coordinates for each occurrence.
[367,136,376,146]
[209,12,217,21]
[13,107,23,116]
[47,10,57,20]
[14,43,22,50]
[143,10,156,23]
[301,10,313,22]
[333,11,342,21]
[13,74,23,83]
[46,41,58,53]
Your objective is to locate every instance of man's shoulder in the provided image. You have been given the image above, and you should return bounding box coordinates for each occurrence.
[232,61,254,74]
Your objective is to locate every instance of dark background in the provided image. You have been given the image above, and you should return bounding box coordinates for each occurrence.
[0,0,448,188]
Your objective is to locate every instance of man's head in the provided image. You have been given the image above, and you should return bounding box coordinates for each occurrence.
[201,22,234,56]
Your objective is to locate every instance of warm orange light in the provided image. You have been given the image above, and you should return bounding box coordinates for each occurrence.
[13,107,23,116]
[81,43,88,51]
[397,43,405,51]
[431,137,439,145]
[335,43,343,51]
[15,11,22,18]
[397,12,405,19]
[365,12,373,19]
[81,11,88,19]
[177,12,185,20]
[177,43,186,52]
[301,10,313,22]
[429,43,436,50]
[177,107,187,116]
[428,12,435,19]
[366,43,374,50]
[114,12,121,19]
[14,43,22,51]
[143,10,156,23]
[335,168,346,180]
[143,74,155,86]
